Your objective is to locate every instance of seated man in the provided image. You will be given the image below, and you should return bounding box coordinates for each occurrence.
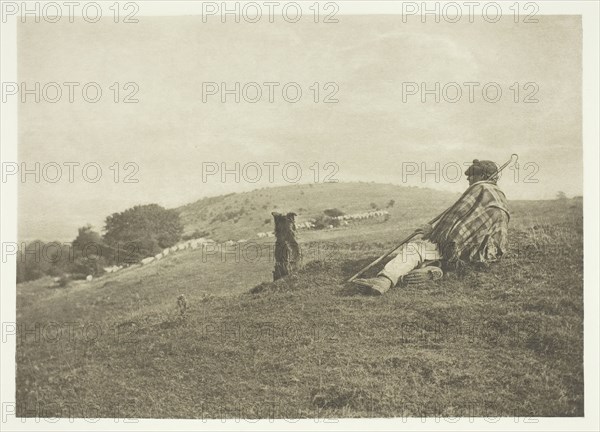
[354,159,510,295]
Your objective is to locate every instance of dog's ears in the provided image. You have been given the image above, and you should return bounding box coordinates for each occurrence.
[272,212,296,223]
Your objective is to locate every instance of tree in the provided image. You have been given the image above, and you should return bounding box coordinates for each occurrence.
[73,224,102,246]
[16,240,47,282]
[69,225,108,275]
[387,199,395,208]
[16,226,110,283]
[16,240,67,283]
[103,204,183,264]
[72,225,104,258]
[556,191,567,200]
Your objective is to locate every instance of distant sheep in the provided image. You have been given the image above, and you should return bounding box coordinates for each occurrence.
[295,221,314,229]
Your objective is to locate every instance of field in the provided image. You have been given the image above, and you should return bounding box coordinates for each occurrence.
[15,185,584,419]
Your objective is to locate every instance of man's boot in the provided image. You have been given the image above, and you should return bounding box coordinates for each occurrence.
[352,275,393,296]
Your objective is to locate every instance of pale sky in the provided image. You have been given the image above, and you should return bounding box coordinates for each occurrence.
[17,15,582,241]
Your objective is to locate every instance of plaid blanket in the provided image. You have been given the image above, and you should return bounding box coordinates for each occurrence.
[425,181,510,263]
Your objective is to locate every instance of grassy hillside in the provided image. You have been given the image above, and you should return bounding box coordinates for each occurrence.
[15,189,583,418]
[178,182,458,241]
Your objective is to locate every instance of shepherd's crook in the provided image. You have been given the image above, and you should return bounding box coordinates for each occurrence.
[347,154,518,283]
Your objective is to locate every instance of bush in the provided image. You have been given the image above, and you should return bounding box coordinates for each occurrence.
[71,255,107,277]
[323,208,345,218]
[313,214,339,230]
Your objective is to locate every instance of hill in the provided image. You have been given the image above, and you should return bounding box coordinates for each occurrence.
[177,182,459,241]
[15,193,583,418]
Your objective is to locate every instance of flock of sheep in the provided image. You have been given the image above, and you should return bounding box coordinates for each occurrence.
[255,209,390,238]
[102,237,218,274]
[332,209,390,221]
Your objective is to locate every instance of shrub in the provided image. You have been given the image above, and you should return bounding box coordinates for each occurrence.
[71,255,107,277]
[313,215,339,230]
[324,208,345,218]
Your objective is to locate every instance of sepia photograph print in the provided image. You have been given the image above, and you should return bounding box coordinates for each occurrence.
[1,1,599,431]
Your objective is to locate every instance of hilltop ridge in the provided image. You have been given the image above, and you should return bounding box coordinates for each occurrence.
[178,182,459,241]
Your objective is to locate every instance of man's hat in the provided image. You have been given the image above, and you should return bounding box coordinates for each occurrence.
[464,159,499,180]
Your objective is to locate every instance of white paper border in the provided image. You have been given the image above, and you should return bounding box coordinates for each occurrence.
[1,1,598,431]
